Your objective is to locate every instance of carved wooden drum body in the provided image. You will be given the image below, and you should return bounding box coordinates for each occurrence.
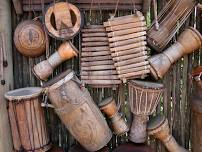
[5,87,51,152]
[81,25,121,88]
[128,80,164,143]
[44,70,112,152]
[14,20,46,57]
[147,0,196,52]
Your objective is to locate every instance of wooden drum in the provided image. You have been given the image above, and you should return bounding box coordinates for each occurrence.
[147,115,189,152]
[44,70,112,152]
[4,87,51,152]
[128,80,164,143]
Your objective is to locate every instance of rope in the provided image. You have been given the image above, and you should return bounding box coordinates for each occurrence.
[89,0,94,23]
[113,0,120,18]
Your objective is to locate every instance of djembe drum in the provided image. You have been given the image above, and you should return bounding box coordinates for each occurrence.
[14,20,46,57]
[33,41,78,81]
[81,25,121,88]
[43,70,112,152]
[147,0,196,52]
[104,11,150,82]
[45,2,82,40]
[99,97,129,136]
[4,87,51,152]
[128,80,164,143]
[191,66,202,152]
[147,115,189,152]
[149,27,202,80]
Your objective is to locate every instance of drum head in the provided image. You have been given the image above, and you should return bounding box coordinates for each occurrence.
[129,80,164,90]
[147,115,165,131]
[5,87,42,101]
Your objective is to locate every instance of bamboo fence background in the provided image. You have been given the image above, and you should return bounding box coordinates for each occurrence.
[10,0,202,151]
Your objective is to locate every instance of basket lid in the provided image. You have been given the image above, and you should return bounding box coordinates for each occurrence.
[43,69,74,90]
[129,80,164,90]
[5,87,42,101]
[147,115,166,131]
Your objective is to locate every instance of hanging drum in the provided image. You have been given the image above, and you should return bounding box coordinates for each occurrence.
[33,41,78,81]
[104,11,150,83]
[4,87,51,152]
[128,80,164,143]
[147,115,189,152]
[45,2,82,40]
[14,20,46,57]
[149,27,202,80]
[147,0,196,52]
[43,70,112,152]
[191,66,202,152]
[81,25,121,88]
[99,97,129,136]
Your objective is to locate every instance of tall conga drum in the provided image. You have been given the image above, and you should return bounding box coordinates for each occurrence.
[4,87,51,152]
[147,115,189,152]
[43,70,112,152]
[128,80,164,143]
[191,66,202,152]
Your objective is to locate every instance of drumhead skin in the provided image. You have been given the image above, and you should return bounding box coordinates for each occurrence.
[5,87,42,101]
[129,80,164,90]
[14,20,46,57]
[147,115,166,131]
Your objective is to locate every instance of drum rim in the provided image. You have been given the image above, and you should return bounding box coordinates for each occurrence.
[147,115,166,131]
[98,97,114,108]
[43,69,74,91]
[4,87,42,101]
[128,80,164,90]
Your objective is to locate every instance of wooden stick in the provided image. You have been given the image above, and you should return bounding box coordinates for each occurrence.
[104,15,145,27]
[82,28,106,33]
[81,65,116,71]
[112,51,148,61]
[82,80,121,85]
[81,60,114,66]
[111,46,146,57]
[109,36,146,48]
[105,21,146,32]
[81,75,119,80]
[110,41,146,52]
[81,70,117,76]
[117,65,150,74]
[118,69,150,78]
[116,61,149,71]
[82,37,108,42]
[81,51,110,56]
[108,26,147,37]
[108,31,146,42]
[82,46,109,52]
[81,55,112,61]
[114,56,148,67]
[82,33,107,37]
[82,42,109,47]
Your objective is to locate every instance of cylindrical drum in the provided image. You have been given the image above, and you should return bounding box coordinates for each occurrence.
[4,87,51,152]
[191,66,202,152]
[128,80,164,143]
[44,70,112,152]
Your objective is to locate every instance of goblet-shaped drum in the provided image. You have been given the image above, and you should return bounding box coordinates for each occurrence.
[147,115,189,152]
[14,20,46,57]
[43,70,112,152]
[128,80,164,143]
[99,97,129,136]
[191,66,202,152]
[45,2,82,40]
[147,0,196,52]
[4,87,51,152]
[33,41,78,81]
[149,27,202,80]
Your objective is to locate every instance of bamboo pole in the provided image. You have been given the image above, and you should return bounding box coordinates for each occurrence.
[0,0,14,151]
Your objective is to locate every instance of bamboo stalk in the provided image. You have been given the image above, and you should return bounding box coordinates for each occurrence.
[116,61,149,71]
[118,69,150,78]
[81,65,116,71]
[81,55,112,62]
[112,51,147,61]
[82,33,107,37]
[82,42,109,47]
[82,46,109,52]
[109,36,146,48]
[82,37,108,42]
[82,80,121,85]
[82,28,106,33]
[114,56,148,67]
[81,75,119,80]
[108,26,147,37]
[108,31,146,42]
[117,65,150,74]
[110,41,146,52]
[81,70,117,76]
[82,51,110,57]
[81,60,114,66]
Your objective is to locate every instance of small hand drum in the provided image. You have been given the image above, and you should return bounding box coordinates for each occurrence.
[14,20,46,57]
[147,115,189,152]
[45,2,83,40]
[128,80,164,143]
